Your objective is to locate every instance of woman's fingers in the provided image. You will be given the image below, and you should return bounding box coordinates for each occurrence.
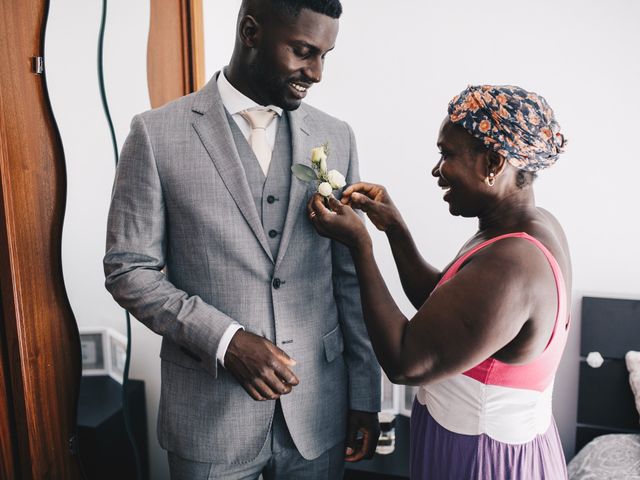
[341,182,380,204]
[327,196,343,211]
[312,193,329,216]
[307,194,335,229]
[342,182,367,197]
[307,193,324,218]
[349,192,376,212]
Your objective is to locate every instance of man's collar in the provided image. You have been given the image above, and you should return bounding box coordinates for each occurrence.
[217,69,283,117]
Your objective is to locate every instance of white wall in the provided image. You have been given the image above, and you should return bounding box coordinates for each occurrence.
[205,0,640,461]
[46,1,640,478]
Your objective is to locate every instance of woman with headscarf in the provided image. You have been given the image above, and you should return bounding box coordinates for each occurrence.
[307,85,570,478]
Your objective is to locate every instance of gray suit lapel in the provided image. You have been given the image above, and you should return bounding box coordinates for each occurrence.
[191,77,274,263]
[275,107,312,267]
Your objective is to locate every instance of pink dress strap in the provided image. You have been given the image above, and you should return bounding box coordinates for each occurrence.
[436,232,569,392]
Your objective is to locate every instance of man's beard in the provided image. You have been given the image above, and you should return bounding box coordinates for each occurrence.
[249,57,302,111]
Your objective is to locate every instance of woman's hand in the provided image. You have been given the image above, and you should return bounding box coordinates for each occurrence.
[307,194,371,251]
[341,183,404,233]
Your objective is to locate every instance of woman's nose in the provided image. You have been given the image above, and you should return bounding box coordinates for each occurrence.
[431,161,441,177]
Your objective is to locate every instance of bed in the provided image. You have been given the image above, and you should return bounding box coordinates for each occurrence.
[568,296,640,479]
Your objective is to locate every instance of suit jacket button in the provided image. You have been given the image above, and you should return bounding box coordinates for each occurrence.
[272,278,281,289]
[269,229,278,238]
[267,195,276,204]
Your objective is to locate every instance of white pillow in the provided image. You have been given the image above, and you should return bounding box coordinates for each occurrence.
[625,350,640,423]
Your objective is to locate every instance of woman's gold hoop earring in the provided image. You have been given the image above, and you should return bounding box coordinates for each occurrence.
[485,172,496,187]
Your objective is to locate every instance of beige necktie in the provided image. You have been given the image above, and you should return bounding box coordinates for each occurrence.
[240,109,277,175]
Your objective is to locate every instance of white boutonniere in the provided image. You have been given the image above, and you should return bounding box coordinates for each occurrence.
[291,143,346,205]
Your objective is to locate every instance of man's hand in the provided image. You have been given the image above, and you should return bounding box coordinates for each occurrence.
[224,330,299,401]
[344,410,380,462]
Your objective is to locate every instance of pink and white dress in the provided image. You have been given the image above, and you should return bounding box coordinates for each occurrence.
[411,232,569,479]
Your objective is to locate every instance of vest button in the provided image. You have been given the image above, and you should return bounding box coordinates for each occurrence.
[267,195,276,204]
[268,229,278,238]
[272,278,282,289]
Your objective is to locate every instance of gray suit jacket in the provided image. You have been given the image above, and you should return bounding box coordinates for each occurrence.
[104,76,381,464]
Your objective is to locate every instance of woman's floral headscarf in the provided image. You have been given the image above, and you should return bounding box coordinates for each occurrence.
[448,85,566,172]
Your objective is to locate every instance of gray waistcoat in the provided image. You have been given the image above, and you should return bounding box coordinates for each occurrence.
[226,112,292,259]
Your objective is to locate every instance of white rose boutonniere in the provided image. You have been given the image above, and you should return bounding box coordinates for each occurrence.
[310,146,327,165]
[317,182,333,197]
[327,170,346,190]
[291,143,347,206]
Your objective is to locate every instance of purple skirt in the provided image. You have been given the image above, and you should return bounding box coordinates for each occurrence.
[410,399,568,479]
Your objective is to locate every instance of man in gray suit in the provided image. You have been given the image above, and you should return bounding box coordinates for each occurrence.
[104,0,380,478]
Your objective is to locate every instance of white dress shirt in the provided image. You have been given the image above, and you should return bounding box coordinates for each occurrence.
[217,69,283,151]
[214,70,283,367]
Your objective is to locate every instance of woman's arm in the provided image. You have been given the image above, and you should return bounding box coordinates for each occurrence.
[309,196,543,386]
[386,223,442,309]
[343,183,441,308]
[353,235,540,385]
[348,241,413,381]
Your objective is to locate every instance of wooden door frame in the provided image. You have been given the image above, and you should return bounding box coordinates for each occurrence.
[0,0,83,478]
[148,0,205,108]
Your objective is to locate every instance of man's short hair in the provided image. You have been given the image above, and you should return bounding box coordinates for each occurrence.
[270,0,342,19]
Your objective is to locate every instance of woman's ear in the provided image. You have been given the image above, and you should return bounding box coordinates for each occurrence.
[238,15,261,48]
[487,150,507,178]
[481,150,508,187]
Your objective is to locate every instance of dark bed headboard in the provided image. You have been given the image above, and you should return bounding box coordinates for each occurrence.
[575,296,640,453]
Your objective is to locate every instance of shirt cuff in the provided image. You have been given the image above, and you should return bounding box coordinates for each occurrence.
[216,323,244,368]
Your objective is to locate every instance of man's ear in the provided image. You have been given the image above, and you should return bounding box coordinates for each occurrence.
[238,15,261,48]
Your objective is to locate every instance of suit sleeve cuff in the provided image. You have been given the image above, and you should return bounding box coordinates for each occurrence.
[216,323,244,368]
